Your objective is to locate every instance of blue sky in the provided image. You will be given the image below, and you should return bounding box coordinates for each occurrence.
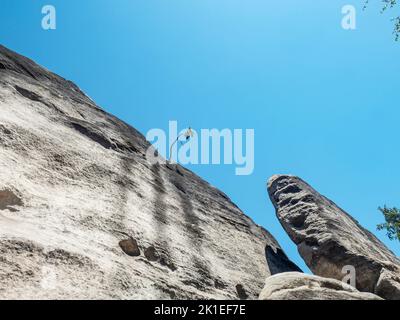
[1,0,399,272]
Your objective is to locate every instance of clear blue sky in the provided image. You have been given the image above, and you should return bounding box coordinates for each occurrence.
[1,0,399,272]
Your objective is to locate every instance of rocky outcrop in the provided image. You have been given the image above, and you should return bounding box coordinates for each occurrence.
[259,272,382,300]
[0,45,301,299]
[268,174,400,300]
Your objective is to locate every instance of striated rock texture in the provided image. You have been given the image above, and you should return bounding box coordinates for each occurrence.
[0,45,301,299]
[259,272,382,300]
[268,174,400,300]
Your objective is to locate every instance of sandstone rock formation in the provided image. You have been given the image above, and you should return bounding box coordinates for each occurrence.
[268,174,400,300]
[259,272,382,300]
[0,45,302,299]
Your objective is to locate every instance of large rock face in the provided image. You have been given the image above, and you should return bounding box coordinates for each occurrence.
[259,272,382,300]
[0,45,300,299]
[268,174,400,300]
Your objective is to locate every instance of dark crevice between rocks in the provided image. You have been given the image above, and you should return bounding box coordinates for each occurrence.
[235,284,249,300]
[0,189,23,211]
[265,245,303,275]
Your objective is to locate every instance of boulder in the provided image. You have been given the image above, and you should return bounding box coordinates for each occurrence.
[0,44,300,299]
[267,174,400,300]
[259,272,383,300]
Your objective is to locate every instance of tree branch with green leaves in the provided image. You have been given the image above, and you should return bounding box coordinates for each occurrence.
[364,0,400,40]
[377,206,400,241]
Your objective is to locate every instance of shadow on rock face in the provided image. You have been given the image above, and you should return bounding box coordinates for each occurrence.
[144,245,159,262]
[235,284,249,300]
[15,85,41,102]
[168,165,213,289]
[150,164,177,273]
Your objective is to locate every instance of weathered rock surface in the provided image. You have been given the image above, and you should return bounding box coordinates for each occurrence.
[259,272,382,300]
[268,174,400,300]
[0,45,301,299]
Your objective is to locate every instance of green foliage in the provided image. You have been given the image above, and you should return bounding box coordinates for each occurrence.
[394,16,400,40]
[364,0,400,40]
[377,206,400,241]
